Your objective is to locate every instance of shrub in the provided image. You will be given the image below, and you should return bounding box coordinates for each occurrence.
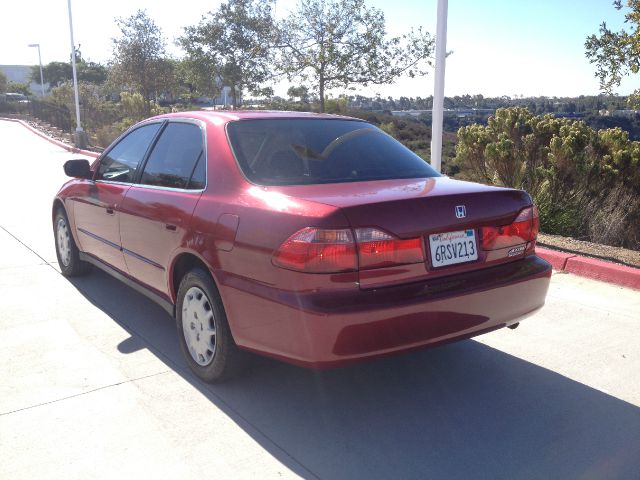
[94,124,124,148]
[455,107,640,249]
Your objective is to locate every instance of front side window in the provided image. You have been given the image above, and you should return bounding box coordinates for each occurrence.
[140,122,205,190]
[96,123,161,183]
[226,119,440,186]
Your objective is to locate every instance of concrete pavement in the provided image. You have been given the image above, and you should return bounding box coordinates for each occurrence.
[1,119,639,479]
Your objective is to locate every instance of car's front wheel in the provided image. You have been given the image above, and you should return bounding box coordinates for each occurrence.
[54,209,91,277]
[176,268,244,382]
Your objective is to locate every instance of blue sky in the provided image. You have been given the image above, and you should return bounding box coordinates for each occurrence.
[1,0,638,98]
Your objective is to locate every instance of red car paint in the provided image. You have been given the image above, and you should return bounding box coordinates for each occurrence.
[54,111,551,368]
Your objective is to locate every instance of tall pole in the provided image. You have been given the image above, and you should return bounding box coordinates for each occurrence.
[27,44,45,97]
[430,0,448,173]
[67,0,87,148]
[37,46,45,97]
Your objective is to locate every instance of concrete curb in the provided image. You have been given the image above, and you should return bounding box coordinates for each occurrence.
[0,117,99,158]
[537,246,640,290]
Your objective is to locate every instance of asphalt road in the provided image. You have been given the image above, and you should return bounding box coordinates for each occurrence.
[1,119,639,480]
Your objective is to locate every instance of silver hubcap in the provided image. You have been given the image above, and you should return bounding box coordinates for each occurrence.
[182,286,216,366]
[56,218,72,267]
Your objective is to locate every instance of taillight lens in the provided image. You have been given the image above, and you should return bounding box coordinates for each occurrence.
[273,227,425,273]
[355,228,424,269]
[481,206,539,250]
[272,228,357,273]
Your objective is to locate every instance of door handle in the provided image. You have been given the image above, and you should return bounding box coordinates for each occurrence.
[165,224,177,231]
[106,207,115,215]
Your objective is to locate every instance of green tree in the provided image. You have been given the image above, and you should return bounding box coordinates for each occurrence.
[110,9,174,114]
[287,85,310,102]
[0,70,7,93]
[30,60,107,88]
[78,61,108,85]
[31,62,70,87]
[585,0,640,107]
[277,0,434,112]
[179,0,276,107]
[7,82,30,95]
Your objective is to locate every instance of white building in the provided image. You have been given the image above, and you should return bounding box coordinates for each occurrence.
[0,65,49,97]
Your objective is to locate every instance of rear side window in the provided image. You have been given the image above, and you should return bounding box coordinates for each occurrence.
[96,123,161,183]
[140,122,205,190]
[226,119,439,186]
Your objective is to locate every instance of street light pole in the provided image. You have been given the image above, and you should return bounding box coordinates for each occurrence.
[67,0,87,148]
[430,0,448,174]
[27,44,45,97]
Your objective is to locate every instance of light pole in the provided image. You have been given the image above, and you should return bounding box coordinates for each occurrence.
[430,0,448,173]
[27,44,45,97]
[67,0,88,148]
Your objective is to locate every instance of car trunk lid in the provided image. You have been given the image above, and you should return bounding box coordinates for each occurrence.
[273,177,535,288]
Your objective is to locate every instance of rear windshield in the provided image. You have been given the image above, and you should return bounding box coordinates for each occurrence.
[226,119,439,186]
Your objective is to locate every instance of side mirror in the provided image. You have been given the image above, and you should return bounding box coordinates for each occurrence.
[63,159,92,179]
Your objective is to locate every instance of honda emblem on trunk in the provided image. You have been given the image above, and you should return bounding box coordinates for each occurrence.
[455,205,466,219]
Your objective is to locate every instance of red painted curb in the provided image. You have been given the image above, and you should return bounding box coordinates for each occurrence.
[564,256,640,290]
[0,117,99,158]
[536,245,640,290]
[535,247,575,271]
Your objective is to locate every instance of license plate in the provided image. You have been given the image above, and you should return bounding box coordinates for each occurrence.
[428,229,478,268]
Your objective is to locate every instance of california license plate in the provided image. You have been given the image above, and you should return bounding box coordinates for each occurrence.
[428,229,478,268]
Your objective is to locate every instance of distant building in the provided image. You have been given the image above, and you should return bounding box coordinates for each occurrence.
[0,65,49,97]
[612,109,639,119]
[391,108,495,118]
[190,85,243,108]
[552,112,585,119]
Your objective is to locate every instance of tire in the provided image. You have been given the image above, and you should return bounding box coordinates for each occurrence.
[54,208,91,277]
[176,268,244,383]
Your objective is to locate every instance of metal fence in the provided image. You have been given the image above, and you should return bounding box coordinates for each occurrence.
[29,100,72,133]
[0,100,30,116]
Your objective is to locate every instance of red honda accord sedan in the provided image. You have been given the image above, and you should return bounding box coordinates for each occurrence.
[53,111,551,382]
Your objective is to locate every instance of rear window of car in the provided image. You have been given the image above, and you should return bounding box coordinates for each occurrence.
[226,119,439,186]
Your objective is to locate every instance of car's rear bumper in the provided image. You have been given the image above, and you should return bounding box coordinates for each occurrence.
[218,255,552,368]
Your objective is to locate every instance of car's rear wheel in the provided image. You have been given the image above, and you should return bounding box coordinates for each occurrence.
[176,268,244,382]
[54,209,91,277]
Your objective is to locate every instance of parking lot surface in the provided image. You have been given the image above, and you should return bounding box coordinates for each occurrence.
[1,119,639,479]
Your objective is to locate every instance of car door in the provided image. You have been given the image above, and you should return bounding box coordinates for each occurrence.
[73,122,162,273]
[118,120,206,295]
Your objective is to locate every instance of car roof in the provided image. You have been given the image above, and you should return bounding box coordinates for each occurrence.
[152,110,361,124]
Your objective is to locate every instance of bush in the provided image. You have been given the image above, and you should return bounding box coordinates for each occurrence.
[43,85,171,148]
[94,124,124,148]
[586,185,640,247]
[455,107,640,249]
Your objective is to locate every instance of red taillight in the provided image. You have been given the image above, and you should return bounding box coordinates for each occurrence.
[272,228,357,273]
[355,228,424,269]
[481,206,539,250]
[273,227,425,273]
